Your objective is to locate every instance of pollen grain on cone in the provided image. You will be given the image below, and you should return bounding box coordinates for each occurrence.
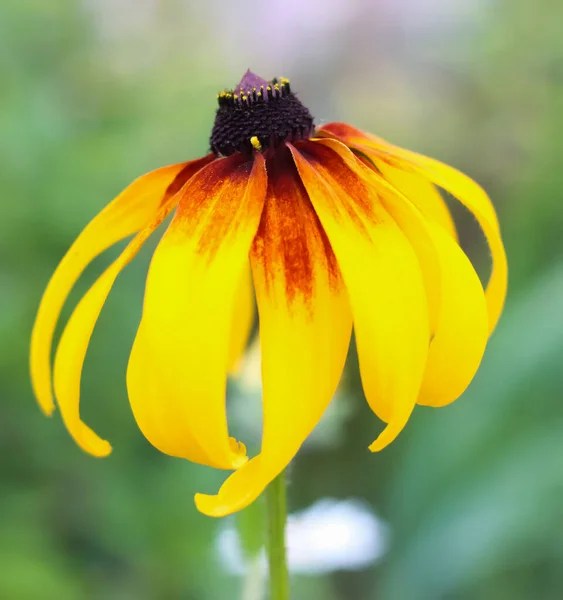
[210,71,314,156]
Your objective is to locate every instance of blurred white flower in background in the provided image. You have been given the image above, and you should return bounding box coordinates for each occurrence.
[217,498,389,576]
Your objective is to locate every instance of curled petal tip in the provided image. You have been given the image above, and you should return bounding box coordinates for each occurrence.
[37,399,56,417]
[92,443,112,458]
[83,438,113,458]
[194,458,265,517]
[31,365,56,416]
[368,439,386,453]
[228,438,249,469]
[72,422,113,458]
[194,493,229,518]
[368,419,408,453]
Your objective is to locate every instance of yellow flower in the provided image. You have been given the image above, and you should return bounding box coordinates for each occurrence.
[30,71,507,517]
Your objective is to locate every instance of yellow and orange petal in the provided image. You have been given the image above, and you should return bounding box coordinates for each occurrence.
[310,137,489,409]
[318,122,507,333]
[290,141,429,450]
[196,148,352,516]
[53,190,180,456]
[126,153,268,470]
[30,156,213,418]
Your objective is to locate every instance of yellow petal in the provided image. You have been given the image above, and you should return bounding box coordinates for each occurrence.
[417,223,488,407]
[52,193,181,456]
[30,156,212,416]
[227,264,254,375]
[127,323,211,463]
[377,146,506,333]
[195,147,352,517]
[315,138,489,408]
[373,161,458,241]
[126,153,267,470]
[319,122,507,333]
[290,141,429,452]
[318,138,441,334]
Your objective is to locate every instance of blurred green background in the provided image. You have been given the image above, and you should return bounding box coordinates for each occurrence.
[3,0,563,598]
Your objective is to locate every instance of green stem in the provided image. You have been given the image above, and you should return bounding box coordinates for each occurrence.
[266,471,289,600]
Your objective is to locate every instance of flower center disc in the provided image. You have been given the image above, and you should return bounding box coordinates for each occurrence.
[210,70,315,156]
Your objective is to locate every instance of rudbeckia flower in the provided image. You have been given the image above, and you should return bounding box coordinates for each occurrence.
[30,70,507,517]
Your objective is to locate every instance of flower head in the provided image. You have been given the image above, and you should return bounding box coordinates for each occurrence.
[30,71,507,517]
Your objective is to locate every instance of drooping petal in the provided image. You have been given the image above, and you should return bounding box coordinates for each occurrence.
[417,223,488,406]
[289,141,429,452]
[227,264,254,375]
[314,138,489,408]
[319,138,442,334]
[127,323,211,463]
[195,148,352,517]
[52,194,180,456]
[319,122,507,332]
[371,161,457,240]
[126,153,267,470]
[368,169,488,407]
[30,155,213,416]
[338,126,458,239]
